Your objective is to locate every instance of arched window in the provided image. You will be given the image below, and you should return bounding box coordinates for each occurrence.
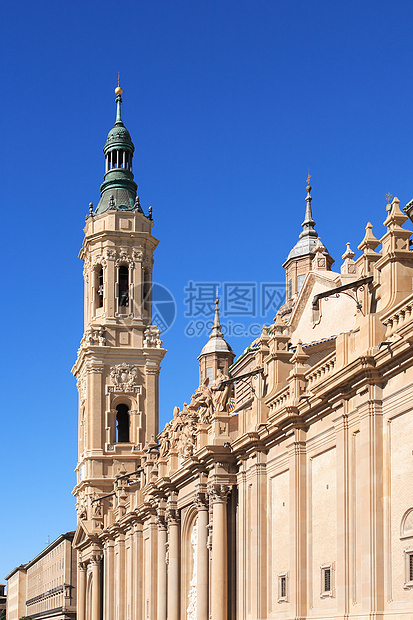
[97,267,104,308]
[116,404,130,443]
[119,266,129,307]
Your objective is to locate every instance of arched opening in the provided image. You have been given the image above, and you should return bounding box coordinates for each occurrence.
[116,404,130,443]
[97,267,104,308]
[119,266,129,307]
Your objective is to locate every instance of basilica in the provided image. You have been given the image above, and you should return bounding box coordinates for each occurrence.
[72,85,413,620]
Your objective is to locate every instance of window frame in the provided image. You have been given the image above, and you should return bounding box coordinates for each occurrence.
[277,572,288,603]
[320,563,334,598]
[404,549,413,589]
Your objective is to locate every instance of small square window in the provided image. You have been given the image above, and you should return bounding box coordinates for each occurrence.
[277,573,288,602]
[320,563,334,598]
[404,550,413,589]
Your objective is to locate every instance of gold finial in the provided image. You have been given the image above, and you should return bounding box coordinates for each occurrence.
[307,171,311,186]
[115,72,123,96]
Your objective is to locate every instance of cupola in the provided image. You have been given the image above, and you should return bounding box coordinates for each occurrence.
[198,296,234,384]
[95,81,140,214]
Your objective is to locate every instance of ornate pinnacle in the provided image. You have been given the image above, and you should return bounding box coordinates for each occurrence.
[386,192,394,213]
[300,173,317,239]
[210,296,224,340]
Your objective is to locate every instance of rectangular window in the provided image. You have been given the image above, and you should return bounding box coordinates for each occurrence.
[320,563,334,597]
[297,274,305,294]
[324,568,331,592]
[277,573,288,602]
[288,279,292,299]
[404,550,413,588]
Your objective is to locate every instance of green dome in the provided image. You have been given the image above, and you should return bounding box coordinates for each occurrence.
[104,121,134,152]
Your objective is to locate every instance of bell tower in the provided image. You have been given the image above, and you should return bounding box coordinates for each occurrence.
[72,83,166,527]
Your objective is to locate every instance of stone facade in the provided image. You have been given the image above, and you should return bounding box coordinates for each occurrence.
[5,532,76,620]
[73,87,413,620]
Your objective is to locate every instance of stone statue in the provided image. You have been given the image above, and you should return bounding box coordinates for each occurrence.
[159,422,171,458]
[188,378,214,423]
[211,368,232,412]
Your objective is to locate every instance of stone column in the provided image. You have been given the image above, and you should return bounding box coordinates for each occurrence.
[287,427,307,619]
[156,512,167,620]
[90,553,102,620]
[77,561,87,620]
[333,405,350,616]
[209,484,231,620]
[103,538,115,620]
[134,522,143,620]
[196,490,209,620]
[166,500,180,620]
[115,532,126,620]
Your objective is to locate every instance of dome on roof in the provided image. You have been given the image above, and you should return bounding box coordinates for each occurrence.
[104,121,134,152]
[199,337,233,356]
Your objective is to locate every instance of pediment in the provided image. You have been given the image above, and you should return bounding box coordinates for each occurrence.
[73,519,94,548]
[288,270,357,345]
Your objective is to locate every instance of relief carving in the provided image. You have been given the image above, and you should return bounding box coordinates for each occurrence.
[109,363,141,393]
[115,248,134,268]
[82,327,106,347]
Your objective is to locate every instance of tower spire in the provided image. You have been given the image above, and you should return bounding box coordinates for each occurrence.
[115,74,123,124]
[283,175,334,301]
[210,293,224,340]
[299,174,317,240]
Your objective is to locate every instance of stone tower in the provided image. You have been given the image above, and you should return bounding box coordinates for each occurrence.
[72,84,166,533]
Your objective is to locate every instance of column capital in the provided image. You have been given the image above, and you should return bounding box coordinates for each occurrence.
[156,510,167,530]
[79,561,88,572]
[166,504,180,525]
[207,483,232,504]
[195,489,208,510]
[90,552,103,566]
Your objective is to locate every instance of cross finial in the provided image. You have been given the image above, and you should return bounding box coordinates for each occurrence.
[385,192,393,204]
[118,72,120,87]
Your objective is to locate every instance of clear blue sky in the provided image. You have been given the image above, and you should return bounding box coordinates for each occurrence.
[1,0,413,581]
